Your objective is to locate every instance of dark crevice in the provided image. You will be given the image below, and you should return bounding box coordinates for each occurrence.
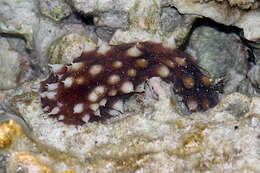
[247,48,256,65]
[61,10,94,25]
[192,17,242,34]
[74,12,94,25]
[0,33,27,48]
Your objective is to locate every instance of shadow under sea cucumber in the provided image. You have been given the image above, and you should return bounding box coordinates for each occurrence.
[40,41,219,125]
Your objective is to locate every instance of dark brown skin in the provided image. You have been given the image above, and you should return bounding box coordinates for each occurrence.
[40,41,218,125]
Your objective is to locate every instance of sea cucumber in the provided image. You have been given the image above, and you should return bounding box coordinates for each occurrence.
[40,41,218,125]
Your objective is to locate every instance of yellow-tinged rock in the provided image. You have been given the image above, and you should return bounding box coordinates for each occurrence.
[8,151,54,173]
[8,151,76,173]
[57,170,75,173]
[0,121,76,173]
[0,120,22,149]
[0,93,4,101]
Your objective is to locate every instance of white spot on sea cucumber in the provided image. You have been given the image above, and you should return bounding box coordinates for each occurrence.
[57,74,63,80]
[164,60,175,68]
[46,92,56,99]
[71,62,84,71]
[94,109,101,116]
[47,83,58,90]
[94,86,105,96]
[127,69,136,77]
[97,44,111,55]
[48,107,60,115]
[201,75,211,86]
[108,89,117,96]
[43,106,49,112]
[183,76,195,89]
[113,61,123,69]
[40,91,48,98]
[75,76,85,85]
[187,98,198,111]
[112,100,123,112]
[88,92,98,102]
[174,57,187,66]
[57,102,63,107]
[73,103,84,113]
[202,98,211,110]
[157,65,170,78]
[89,64,103,76]
[136,58,148,68]
[120,81,134,93]
[82,114,90,122]
[84,42,96,52]
[126,45,142,57]
[107,74,120,85]
[99,98,107,106]
[58,115,64,120]
[89,103,99,111]
[49,64,64,73]
[63,77,74,88]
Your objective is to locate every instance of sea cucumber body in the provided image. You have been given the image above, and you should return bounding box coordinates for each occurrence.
[40,42,218,125]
